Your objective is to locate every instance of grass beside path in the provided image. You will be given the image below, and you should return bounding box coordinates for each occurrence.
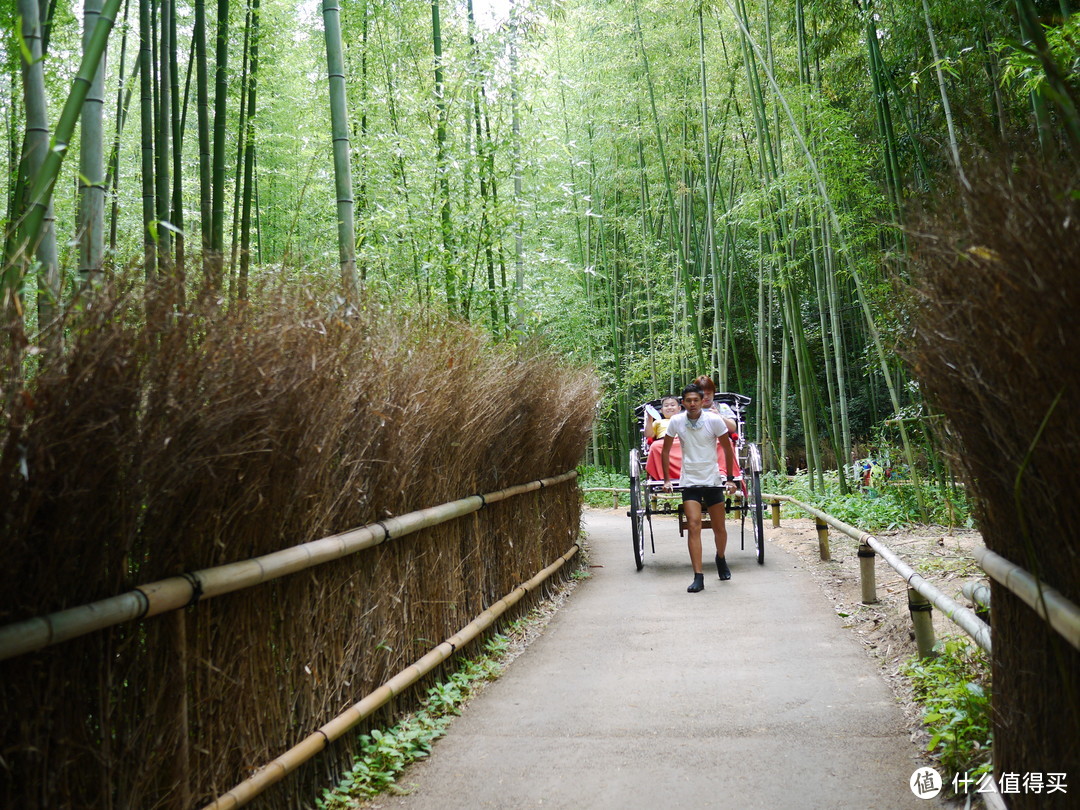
[316,569,587,808]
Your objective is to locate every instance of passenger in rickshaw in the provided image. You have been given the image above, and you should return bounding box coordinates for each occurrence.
[695,375,738,437]
[644,396,681,444]
[661,384,738,593]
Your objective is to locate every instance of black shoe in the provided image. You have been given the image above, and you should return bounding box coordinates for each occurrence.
[716,555,731,580]
[687,573,705,593]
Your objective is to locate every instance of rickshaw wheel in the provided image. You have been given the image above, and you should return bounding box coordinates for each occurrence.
[752,470,765,564]
[747,444,765,565]
[629,449,646,570]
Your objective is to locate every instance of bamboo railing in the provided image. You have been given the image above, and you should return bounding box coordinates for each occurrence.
[202,542,580,809]
[0,470,578,662]
[764,493,993,654]
[974,545,1080,651]
[771,492,1080,654]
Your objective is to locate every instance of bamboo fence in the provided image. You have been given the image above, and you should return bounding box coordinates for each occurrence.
[0,288,598,810]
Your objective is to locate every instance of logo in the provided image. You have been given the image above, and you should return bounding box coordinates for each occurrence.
[911,767,943,799]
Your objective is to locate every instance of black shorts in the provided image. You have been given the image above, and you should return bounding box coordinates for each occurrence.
[681,486,726,508]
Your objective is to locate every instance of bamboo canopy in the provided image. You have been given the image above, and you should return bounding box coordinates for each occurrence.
[0,470,577,662]
[202,541,581,810]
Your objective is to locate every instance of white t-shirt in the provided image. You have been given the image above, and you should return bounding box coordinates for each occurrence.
[666,411,730,487]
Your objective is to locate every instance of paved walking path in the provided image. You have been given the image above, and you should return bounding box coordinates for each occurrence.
[370,510,941,809]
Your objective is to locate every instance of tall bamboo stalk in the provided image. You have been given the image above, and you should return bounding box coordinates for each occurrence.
[467,0,499,333]
[921,0,969,191]
[138,0,155,278]
[698,6,725,386]
[169,0,185,281]
[866,19,905,221]
[106,0,134,252]
[431,0,456,313]
[5,0,58,328]
[194,0,211,274]
[228,5,252,294]
[78,0,106,288]
[238,0,260,301]
[810,211,848,492]
[822,214,852,470]
[209,0,230,288]
[13,0,123,318]
[155,0,173,268]
[510,0,524,324]
[323,0,360,304]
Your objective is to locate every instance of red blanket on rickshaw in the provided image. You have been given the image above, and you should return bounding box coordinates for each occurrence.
[644,437,742,482]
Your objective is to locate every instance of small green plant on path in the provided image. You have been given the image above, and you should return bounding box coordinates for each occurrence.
[316,635,509,808]
[902,636,992,787]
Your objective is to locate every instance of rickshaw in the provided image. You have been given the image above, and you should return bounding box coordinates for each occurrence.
[627,392,765,571]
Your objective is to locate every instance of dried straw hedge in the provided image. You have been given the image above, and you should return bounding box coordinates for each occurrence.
[906,159,1079,804]
[0,282,597,809]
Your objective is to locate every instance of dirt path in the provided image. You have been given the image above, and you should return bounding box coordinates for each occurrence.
[365,509,948,809]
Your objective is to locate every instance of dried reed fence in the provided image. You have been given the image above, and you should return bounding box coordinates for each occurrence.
[906,157,1080,806]
[0,279,597,810]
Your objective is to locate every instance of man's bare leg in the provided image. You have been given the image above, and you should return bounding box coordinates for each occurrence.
[683,500,706,592]
[707,500,731,580]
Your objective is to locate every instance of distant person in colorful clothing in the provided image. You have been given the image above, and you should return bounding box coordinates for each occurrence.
[661,384,738,593]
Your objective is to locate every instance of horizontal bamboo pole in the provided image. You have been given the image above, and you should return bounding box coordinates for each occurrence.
[0,470,577,662]
[202,542,581,810]
[765,493,992,653]
[973,545,1080,651]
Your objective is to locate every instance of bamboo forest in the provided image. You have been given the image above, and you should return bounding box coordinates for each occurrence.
[1,0,1078,477]
[2,1,1080,808]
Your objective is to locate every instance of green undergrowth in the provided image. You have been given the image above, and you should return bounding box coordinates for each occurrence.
[902,636,993,785]
[762,471,973,532]
[316,634,509,809]
[578,464,630,508]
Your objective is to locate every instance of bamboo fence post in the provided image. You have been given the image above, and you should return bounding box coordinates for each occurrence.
[908,588,937,658]
[771,499,780,528]
[815,519,830,561]
[858,543,877,604]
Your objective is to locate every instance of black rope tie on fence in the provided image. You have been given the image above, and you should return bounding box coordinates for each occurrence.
[181,572,204,607]
[857,547,876,558]
[908,601,934,612]
[476,493,487,508]
[132,587,153,620]
[375,521,391,544]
